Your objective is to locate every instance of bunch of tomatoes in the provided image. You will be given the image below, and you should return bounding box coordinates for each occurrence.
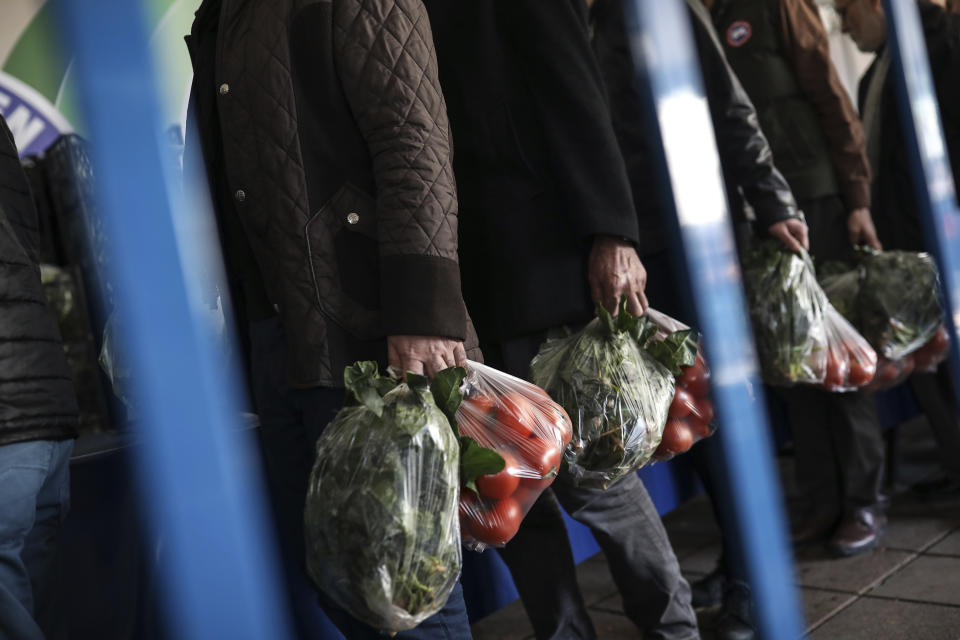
[654,349,715,461]
[817,308,879,392]
[867,325,950,391]
[457,381,572,549]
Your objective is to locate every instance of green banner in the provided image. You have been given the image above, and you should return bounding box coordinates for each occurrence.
[0,0,200,156]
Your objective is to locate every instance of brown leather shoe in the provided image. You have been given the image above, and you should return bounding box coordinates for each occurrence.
[826,507,886,557]
[790,509,840,545]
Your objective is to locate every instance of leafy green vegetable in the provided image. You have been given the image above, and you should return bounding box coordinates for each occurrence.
[305,362,461,633]
[819,249,944,360]
[741,240,828,385]
[859,250,943,359]
[429,366,505,491]
[530,300,675,489]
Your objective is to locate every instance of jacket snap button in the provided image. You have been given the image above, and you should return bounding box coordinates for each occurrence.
[346,212,360,225]
[234,189,246,202]
[219,83,230,95]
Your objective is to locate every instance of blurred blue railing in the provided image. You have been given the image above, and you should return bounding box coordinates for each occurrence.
[883,0,960,398]
[52,1,294,639]
[623,3,805,638]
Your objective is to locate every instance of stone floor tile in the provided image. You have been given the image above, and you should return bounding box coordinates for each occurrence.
[927,528,960,556]
[794,546,913,593]
[809,596,960,640]
[800,587,858,629]
[678,540,722,576]
[470,597,533,640]
[575,552,620,606]
[881,512,959,552]
[662,494,721,539]
[667,530,720,561]
[870,555,960,606]
[591,610,642,639]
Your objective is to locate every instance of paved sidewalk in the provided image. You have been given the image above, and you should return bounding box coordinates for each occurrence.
[471,417,960,639]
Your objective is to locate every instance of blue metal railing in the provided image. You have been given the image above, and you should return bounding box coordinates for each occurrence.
[623,2,805,639]
[51,1,294,638]
[883,0,960,398]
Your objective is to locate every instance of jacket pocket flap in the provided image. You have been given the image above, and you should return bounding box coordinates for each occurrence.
[318,183,377,240]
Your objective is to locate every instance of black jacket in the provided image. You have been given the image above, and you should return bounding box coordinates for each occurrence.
[859,1,960,251]
[187,0,477,388]
[590,0,799,257]
[0,116,78,445]
[423,0,641,341]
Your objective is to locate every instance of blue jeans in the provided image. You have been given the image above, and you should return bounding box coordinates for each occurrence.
[249,316,472,639]
[0,439,73,640]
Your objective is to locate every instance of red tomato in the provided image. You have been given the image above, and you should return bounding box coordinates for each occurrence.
[476,451,521,500]
[847,357,876,387]
[913,327,949,369]
[463,393,496,418]
[547,403,573,444]
[496,392,538,440]
[680,355,710,398]
[687,414,713,439]
[468,497,523,546]
[823,350,849,390]
[457,411,492,447]
[691,396,714,425]
[897,355,916,378]
[669,387,694,419]
[519,437,563,479]
[659,419,694,455]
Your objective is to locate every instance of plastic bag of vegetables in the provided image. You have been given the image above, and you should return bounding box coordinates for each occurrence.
[642,309,716,461]
[455,361,572,550]
[304,362,461,633]
[530,300,675,489]
[742,241,876,391]
[820,250,947,389]
[821,251,949,389]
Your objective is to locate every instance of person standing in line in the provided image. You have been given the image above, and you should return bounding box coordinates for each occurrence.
[590,1,811,637]
[836,0,960,493]
[186,1,479,637]
[0,114,79,640]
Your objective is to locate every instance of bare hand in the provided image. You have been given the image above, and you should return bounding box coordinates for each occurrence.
[848,208,882,250]
[768,218,810,253]
[588,235,648,316]
[387,335,467,379]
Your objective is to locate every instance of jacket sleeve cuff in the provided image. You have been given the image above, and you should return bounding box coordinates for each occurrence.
[841,181,871,212]
[380,255,468,340]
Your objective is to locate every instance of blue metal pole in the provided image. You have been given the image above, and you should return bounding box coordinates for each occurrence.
[623,2,805,638]
[882,0,960,399]
[51,2,294,639]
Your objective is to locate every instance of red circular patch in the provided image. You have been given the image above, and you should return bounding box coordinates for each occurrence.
[726,21,753,47]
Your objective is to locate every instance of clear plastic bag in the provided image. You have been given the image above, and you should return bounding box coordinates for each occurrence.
[530,303,675,489]
[642,309,716,461]
[820,306,878,392]
[743,242,877,391]
[821,251,948,388]
[456,361,572,550]
[742,242,830,386]
[304,362,461,633]
[859,250,944,361]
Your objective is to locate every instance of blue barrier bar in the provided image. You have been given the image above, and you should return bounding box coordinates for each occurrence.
[623,2,805,639]
[883,0,960,399]
[51,2,294,639]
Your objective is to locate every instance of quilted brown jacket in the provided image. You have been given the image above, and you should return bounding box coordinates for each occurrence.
[187,0,477,387]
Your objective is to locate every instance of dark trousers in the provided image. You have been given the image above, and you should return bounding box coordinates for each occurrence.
[484,334,699,640]
[249,316,472,640]
[911,364,960,479]
[782,196,886,515]
[778,387,886,514]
